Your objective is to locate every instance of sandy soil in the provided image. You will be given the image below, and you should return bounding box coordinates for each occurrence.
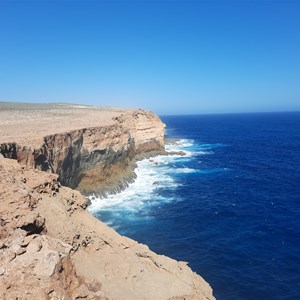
[0,102,134,146]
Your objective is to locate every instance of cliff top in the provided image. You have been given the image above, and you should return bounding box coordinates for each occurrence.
[0,102,136,146]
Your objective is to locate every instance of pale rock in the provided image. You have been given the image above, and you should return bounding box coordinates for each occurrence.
[34,250,60,278]
[26,239,42,254]
[73,283,90,299]
[21,234,36,246]
[0,267,5,275]
[10,242,21,253]
[87,278,102,292]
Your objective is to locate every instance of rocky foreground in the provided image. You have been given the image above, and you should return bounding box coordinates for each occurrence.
[0,102,215,300]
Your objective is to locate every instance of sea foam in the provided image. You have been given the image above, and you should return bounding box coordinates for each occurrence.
[88,139,195,214]
[88,139,219,224]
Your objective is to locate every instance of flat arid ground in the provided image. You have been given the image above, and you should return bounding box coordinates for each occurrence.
[0,102,134,146]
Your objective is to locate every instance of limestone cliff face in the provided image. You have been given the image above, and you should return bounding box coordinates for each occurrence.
[0,110,165,194]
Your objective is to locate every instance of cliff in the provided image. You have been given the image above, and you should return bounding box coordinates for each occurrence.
[0,103,165,194]
[0,103,215,300]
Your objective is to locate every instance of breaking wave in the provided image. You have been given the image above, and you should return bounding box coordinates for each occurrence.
[88,139,222,226]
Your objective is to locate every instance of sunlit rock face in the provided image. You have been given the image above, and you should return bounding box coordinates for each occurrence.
[0,108,166,194]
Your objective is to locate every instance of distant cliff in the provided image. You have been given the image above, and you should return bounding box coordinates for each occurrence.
[0,108,165,194]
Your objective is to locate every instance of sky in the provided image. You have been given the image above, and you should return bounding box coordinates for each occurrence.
[0,0,299,115]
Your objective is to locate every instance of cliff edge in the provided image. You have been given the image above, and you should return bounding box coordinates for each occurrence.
[0,103,165,194]
[0,103,215,300]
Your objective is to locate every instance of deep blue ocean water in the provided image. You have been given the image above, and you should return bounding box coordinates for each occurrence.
[90,112,300,300]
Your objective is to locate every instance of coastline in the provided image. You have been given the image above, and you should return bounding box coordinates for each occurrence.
[0,102,215,299]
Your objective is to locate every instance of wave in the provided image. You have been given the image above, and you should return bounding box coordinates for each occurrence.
[88,139,224,221]
[88,155,178,214]
[174,167,197,173]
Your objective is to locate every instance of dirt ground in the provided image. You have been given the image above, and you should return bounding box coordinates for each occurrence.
[0,102,134,146]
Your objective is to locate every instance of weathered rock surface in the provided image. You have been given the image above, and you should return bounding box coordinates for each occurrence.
[0,156,215,300]
[0,157,106,300]
[0,103,165,194]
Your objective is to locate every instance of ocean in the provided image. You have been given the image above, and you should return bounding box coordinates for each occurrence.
[89,112,300,300]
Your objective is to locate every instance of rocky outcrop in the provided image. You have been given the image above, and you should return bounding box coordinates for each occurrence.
[0,157,105,299]
[0,156,215,300]
[0,109,165,194]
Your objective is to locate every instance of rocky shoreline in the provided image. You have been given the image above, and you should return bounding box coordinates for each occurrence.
[0,102,215,300]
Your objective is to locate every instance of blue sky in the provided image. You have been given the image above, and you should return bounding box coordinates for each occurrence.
[0,0,299,115]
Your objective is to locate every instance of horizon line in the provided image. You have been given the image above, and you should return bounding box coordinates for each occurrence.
[0,100,299,116]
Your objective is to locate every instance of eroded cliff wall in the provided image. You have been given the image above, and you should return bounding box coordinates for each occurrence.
[0,109,165,194]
